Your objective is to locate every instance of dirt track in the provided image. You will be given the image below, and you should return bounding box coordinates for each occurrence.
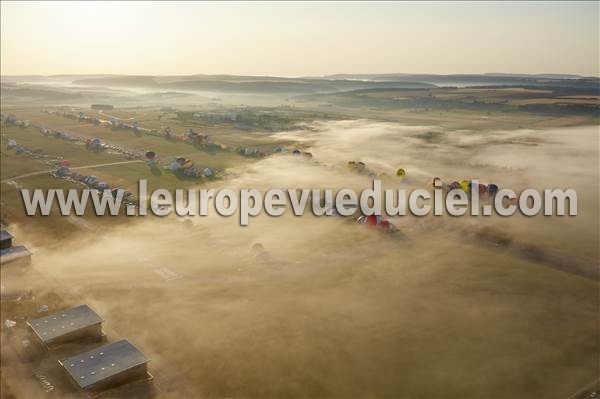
[0,160,144,183]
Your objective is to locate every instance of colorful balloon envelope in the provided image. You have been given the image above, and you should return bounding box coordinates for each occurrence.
[459,179,470,192]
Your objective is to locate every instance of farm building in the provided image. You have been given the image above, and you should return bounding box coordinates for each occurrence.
[1,230,13,249]
[0,230,31,266]
[59,339,150,393]
[27,304,104,347]
[0,246,32,266]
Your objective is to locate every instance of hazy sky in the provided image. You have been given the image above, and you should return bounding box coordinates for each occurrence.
[1,1,598,76]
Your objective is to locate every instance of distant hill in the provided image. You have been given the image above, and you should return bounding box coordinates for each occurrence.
[314,73,597,88]
[69,75,435,94]
[4,73,596,93]
[483,73,583,79]
[2,73,597,106]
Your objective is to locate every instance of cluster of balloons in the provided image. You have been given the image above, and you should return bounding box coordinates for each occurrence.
[85,137,103,151]
[169,157,193,171]
[435,177,499,195]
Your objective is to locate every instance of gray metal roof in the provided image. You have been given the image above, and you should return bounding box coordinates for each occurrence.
[0,245,31,264]
[27,304,103,344]
[0,230,13,241]
[60,339,148,389]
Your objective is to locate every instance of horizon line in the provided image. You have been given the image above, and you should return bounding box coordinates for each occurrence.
[1,72,596,79]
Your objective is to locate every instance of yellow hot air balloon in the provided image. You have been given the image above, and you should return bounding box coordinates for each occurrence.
[396,168,406,177]
[459,179,470,192]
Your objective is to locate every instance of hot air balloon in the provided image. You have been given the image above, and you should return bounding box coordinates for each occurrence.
[169,161,182,171]
[56,166,71,177]
[449,181,460,190]
[459,179,470,192]
[396,168,406,177]
[362,214,383,226]
[202,167,214,177]
[365,215,377,225]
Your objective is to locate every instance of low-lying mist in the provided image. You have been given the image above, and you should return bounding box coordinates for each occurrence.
[7,120,599,397]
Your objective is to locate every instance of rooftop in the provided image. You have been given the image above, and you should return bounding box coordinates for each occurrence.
[60,339,148,389]
[0,230,13,241]
[0,245,31,264]
[27,304,103,345]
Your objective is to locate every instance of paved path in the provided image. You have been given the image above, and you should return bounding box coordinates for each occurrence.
[1,160,143,183]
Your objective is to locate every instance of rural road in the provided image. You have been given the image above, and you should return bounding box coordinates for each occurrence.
[97,110,136,121]
[1,160,144,183]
